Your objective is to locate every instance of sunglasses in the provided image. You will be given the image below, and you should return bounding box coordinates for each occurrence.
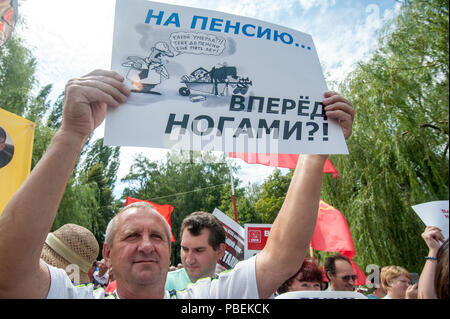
[340,275,357,282]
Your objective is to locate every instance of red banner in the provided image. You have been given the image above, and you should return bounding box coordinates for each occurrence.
[124,196,175,242]
[228,153,338,179]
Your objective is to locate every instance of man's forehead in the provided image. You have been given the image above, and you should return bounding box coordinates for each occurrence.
[117,207,166,230]
[335,260,354,273]
[181,228,211,245]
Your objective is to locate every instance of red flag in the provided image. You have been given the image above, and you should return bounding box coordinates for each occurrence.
[124,196,175,242]
[228,153,338,179]
[310,200,355,258]
[350,258,367,286]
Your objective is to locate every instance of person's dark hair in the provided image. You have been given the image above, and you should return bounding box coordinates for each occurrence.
[0,126,6,142]
[277,257,323,294]
[180,211,225,250]
[435,239,449,299]
[324,253,351,281]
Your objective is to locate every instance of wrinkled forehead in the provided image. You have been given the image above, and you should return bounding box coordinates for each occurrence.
[116,207,168,235]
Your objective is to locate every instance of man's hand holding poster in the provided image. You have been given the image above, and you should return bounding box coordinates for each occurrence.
[105,0,349,155]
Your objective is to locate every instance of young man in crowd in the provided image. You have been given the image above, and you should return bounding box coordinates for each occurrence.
[165,211,226,291]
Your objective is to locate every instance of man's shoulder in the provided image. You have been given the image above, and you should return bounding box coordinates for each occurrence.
[46,263,115,299]
[172,256,259,299]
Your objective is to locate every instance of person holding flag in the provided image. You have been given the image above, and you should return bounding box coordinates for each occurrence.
[0,69,354,299]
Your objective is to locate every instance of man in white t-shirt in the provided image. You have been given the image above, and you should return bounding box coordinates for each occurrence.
[0,69,354,299]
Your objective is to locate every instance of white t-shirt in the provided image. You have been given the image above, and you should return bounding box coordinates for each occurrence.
[46,256,259,299]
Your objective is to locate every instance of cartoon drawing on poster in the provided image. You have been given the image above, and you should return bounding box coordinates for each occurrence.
[105,0,349,155]
[122,41,174,95]
[179,63,252,102]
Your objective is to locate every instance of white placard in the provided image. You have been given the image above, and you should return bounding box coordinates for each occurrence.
[412,200,449,239]
[275,291,367,299]
[105,0,349,155]
[212,208,245,270]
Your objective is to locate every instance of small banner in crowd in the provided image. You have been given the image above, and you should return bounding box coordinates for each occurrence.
[412,200,449,239]
[0,108,35,215]
[244,223,272,260]
[124,196,175,242]
[212,208,245,270]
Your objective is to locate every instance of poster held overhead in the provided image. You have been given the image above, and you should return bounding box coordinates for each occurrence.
[105,0,349,155]
[412,200,449,240]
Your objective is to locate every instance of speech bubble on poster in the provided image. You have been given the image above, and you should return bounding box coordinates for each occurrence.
[169,31,226,56]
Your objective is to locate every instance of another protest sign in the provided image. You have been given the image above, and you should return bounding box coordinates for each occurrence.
[212,208,245,270]
[412,200,449,239]
[105,0,348,155]
[275,291,367,299]
[244,223,272,259]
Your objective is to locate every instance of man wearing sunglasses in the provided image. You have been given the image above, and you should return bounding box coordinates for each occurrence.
[324,253,357,291]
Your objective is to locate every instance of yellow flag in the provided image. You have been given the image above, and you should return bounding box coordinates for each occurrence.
[0,108,35,215]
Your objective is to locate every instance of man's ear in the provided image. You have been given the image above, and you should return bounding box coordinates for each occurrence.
[216,243,226,261]
[102,243,112,268]
[326,271,333,281]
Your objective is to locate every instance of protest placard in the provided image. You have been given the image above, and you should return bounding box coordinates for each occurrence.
[105,0,349,155]
[244,223,272,259]
[275,291,367,299]
[212,208,245,270]
[412,200,449,239]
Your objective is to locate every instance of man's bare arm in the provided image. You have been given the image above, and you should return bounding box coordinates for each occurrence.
[255,92,354,298]
[0,70,129,298]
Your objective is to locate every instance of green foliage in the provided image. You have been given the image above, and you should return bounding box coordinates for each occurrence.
[255,169,293,223]
[322,0,449,273]
[78,138,121,255]
[0,35,36,116]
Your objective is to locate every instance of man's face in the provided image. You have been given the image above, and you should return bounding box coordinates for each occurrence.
[328,260,356,291]
[181,228,224,282]
[104,208,171,288]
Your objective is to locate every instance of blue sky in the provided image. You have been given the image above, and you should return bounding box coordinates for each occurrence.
[16,0,400,197]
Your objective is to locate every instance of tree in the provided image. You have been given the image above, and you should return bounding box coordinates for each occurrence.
[254,169,293,223]
[322,0,449,272]
[0,35,36,116]
[78,138,121,250]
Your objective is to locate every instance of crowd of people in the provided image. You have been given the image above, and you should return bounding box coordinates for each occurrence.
[31,210,448,299]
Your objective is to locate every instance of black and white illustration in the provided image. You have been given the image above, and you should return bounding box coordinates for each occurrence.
[122,41,174,95]
[179,64,252,102]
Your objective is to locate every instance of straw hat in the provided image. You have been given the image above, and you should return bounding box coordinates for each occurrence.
[41,224,99,285]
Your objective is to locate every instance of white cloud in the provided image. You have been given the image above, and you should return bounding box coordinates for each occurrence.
[298,0,337,13]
